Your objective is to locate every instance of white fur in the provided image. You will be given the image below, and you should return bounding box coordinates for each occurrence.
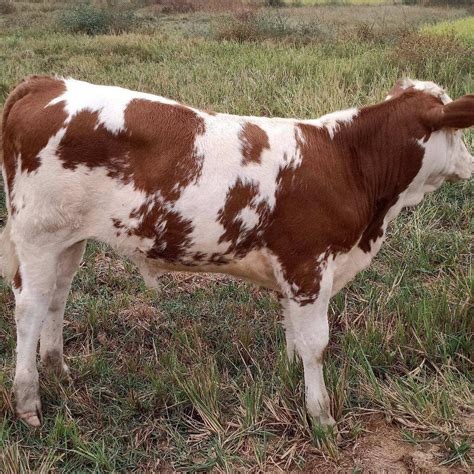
[48,78,181,134]
[401,79,452,105]
[304,107,359,139]
[39,241,86,372]
[236,207,261,232]
[283,256,335,425]
[0,218,19,281]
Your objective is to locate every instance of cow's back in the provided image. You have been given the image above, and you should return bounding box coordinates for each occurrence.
[1,77,300,277]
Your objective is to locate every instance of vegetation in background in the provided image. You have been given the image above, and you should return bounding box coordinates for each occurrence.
[0,1,473,471]
[0,1,16,15]
[57,4,140,35]
[421,16,474,45]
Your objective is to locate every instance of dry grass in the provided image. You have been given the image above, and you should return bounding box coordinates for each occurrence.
[157,0,252,13]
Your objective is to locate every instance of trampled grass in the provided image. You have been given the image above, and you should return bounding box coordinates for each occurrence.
[0,1,473,471]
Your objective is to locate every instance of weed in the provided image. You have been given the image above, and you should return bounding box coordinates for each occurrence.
[0,0,15,15]
[422,16,474,45]
[389,31,473,86]
[159,0,195,14]
[214,10,326,44]
[57,4,138,36]
[265,0,285,7]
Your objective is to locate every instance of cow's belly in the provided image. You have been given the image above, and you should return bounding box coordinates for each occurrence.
[78,168,280,289]
[131,249,279,291]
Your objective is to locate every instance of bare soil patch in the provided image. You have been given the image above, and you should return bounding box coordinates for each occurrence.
[307,416,468,473]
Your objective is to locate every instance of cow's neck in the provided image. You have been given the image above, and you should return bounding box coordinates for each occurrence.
[348,100,429,209]
[336,99,431,250]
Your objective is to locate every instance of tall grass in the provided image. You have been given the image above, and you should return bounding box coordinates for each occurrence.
[57,4,139,35]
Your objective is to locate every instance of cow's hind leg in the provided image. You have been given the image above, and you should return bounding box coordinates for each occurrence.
[281,298,296,361]
[40,241,86,376]
[282,266,335,426]
[13,247,62,426]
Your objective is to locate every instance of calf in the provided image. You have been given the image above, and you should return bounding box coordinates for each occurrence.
[0,76,472,427]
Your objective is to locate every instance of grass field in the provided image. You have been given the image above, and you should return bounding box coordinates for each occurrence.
[422,16,474,45]
[0,1,473,472]
[295,0,395,5]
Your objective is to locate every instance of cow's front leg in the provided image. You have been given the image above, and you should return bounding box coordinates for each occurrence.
[282,264,335,426]
[287,298,335,426]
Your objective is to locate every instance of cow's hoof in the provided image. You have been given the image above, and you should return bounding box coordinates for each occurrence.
[308,408,336,428]
[18,409,42,427]
[16,396,43,427]
[307,397,335,428]
[14,373,42,427]
[319,413,336,427]
[41,350,70,379]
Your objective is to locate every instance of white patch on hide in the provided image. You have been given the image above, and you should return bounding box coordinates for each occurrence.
[48,78,182,134]
[304,108,358,139]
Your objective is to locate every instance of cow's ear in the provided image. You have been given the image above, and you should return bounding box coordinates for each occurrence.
[437,95,474,129]
[385,79,406,100]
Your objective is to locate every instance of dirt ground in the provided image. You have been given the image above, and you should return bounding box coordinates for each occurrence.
[307,415,472,473]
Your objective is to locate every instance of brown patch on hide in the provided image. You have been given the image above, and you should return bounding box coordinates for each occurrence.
[58,99,206,200]
[239,122,270,165]
[130,202,194,262]
[2,76,67,212]
[217,179,270,257]
[59,110,128,174]
[56,98,206,263]
[123,99,206,199]
[13,268,22,291]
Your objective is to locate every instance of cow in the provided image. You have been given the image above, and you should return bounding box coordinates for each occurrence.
[0,76,472,428]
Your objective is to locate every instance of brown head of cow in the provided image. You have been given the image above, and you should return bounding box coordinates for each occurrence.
[0,76,472,428]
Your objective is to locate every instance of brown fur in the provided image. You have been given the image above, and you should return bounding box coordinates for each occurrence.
[436,94,474,129]
[263,91,437,304]
[2,76,67,213]
[13,268,22,291]
[217,179,270,257]
[58,99,206,199]
[55,97,207,263]
[239,122,270,166]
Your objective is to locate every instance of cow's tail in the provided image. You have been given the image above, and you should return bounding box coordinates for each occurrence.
[0,80,25,283]
[0,219,19,282]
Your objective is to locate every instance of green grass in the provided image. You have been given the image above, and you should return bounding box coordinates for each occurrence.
[0,2,473,472]
[422,16,474,45]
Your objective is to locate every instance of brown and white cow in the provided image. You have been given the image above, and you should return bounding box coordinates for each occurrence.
[0,76,472,427]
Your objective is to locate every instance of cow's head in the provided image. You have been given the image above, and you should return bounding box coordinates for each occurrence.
[387,79,473,195]
[428,95,474,183]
